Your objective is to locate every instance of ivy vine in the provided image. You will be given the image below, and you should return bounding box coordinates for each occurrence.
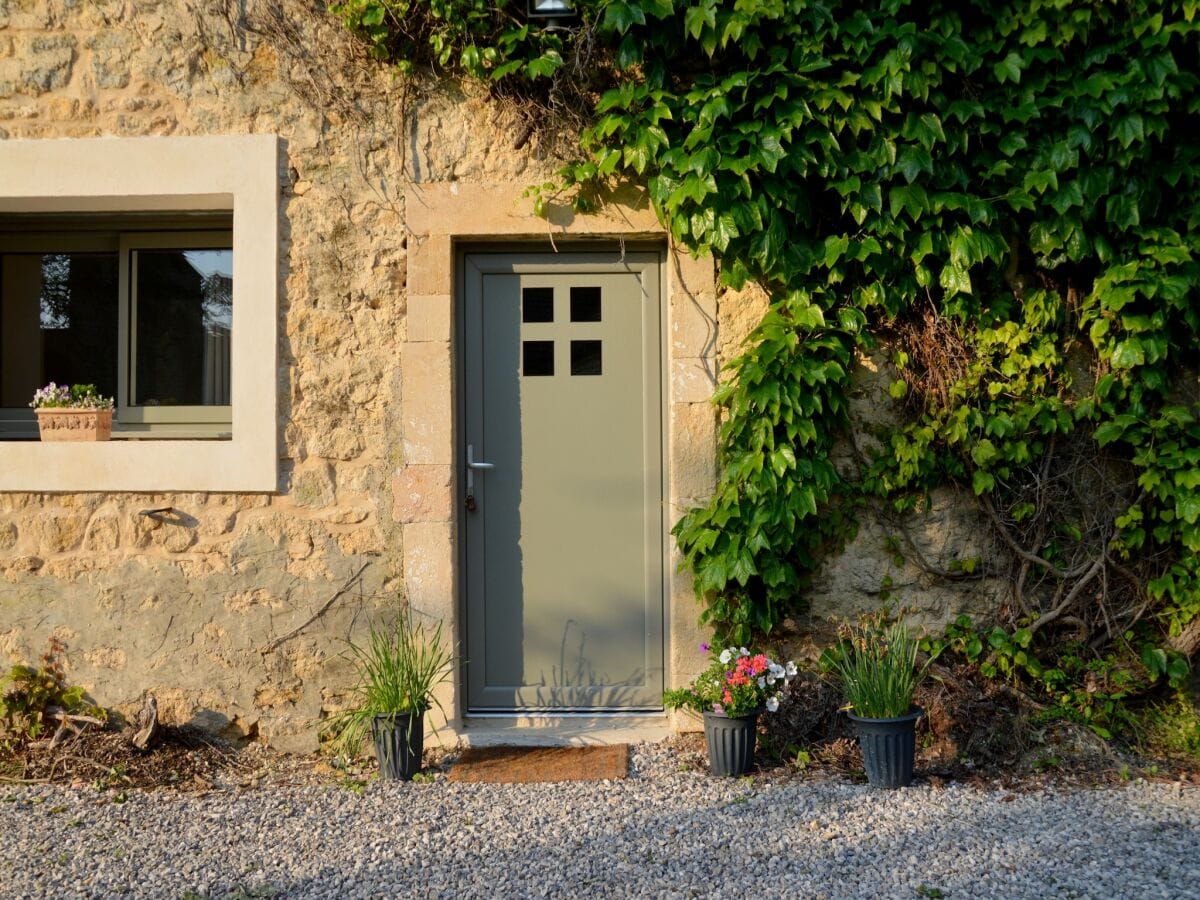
[330,1,1200,724]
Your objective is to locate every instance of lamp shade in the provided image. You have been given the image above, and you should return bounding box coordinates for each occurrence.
[528,0,574,16]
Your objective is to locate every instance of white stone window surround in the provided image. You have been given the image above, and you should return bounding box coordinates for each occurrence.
[0,135,279,492]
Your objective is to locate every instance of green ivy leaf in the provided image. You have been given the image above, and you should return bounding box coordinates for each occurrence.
[972,470,995,495]
[939,262,972,296]
[993,52,1024,84]
[1110,339,1146,369]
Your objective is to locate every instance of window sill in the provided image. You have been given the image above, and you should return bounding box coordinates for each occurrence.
[113,430,233,441]
[0,438,274,492]
[0,429,232,441]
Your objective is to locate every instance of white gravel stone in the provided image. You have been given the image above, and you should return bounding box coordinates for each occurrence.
[1,743,1198,898]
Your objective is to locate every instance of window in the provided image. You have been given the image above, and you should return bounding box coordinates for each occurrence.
[0,134,278,492]
[0,218,233,438]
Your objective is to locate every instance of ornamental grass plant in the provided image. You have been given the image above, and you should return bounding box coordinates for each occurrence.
[325,608,453,757]
[823,616,930,720]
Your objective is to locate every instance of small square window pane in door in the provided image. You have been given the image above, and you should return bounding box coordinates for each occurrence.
[569,286,601,322]
[522,286,554,323]
[570,340,602,376]
[522,340,554,376]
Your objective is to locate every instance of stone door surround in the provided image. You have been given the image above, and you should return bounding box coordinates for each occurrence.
[397,181,717,731]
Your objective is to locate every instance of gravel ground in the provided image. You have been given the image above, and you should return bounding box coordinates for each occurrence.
[2,743,1198,899]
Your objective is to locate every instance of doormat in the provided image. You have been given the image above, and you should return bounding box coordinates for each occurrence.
[447,744,629,784]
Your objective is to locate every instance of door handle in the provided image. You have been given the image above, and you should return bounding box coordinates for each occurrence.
[467,444,494,471]
[465,444,493,511]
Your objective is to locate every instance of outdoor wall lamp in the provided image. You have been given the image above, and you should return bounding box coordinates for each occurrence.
[528,0,575,18]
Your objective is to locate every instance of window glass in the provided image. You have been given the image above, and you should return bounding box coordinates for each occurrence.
[522,286,554,323]
[522,340,554,376]
[0,252,119,408]
[133,248,232,407]
[569,286,601,322]
[570,339,602,376]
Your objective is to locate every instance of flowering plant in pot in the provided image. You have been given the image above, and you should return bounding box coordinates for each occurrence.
[664,643,797,776]
[822,616,931,789]
[325,608,453,781]
[30,383,115,441]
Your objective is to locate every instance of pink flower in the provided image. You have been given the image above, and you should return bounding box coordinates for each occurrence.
[700,642,710,653]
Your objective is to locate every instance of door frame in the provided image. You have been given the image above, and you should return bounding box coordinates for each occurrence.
[455,243,670,716]
[399,181,719,737]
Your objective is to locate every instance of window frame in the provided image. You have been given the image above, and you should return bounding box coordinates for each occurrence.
[0,228,236,438]
[0,134,279,492]
[120,230,234,431]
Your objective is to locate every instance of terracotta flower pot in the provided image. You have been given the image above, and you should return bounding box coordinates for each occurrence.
[35,408,113,441]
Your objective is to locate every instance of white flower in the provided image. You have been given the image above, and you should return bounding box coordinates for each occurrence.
[757,677,766,688]
[766,696,780,712]
[766,674,776,685]
[739,647,750,657]
[719,649,733,664]
[769,662,785,678]
[785,661,798,677]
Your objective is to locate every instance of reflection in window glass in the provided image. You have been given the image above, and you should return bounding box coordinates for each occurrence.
[570,340,602,376]
[134,249,232,406]
[0,252,119,408]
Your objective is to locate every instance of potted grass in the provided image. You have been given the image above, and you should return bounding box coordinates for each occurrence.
[30,383,114,441]
[326,608,453,781]
[823,616,930,789]
[665,643,798,776]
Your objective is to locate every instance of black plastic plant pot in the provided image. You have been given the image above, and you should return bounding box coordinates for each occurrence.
[848,706,922,789]
[702,709,761,776]
[371,711,424,781]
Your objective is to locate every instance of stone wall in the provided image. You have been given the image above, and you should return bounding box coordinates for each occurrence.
[0,0,569,751]
[712,285,1007,653]
[0,0,1005,749]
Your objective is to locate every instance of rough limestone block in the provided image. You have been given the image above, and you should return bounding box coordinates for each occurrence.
[669,245,716,299]
[406,293,452,343]
[671,357,719,404]
[670,290,718,359]
[402,521,455,622]
[401,341,454,465]
[406,233,451,295]
[391,464,453,524]
[670,402,717,500]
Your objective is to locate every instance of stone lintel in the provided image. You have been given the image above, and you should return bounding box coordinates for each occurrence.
[406,181,661,238]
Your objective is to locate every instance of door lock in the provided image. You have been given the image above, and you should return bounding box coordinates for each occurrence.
[465,444,494,511]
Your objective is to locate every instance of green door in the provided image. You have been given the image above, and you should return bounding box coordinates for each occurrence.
[462,252,664,712]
